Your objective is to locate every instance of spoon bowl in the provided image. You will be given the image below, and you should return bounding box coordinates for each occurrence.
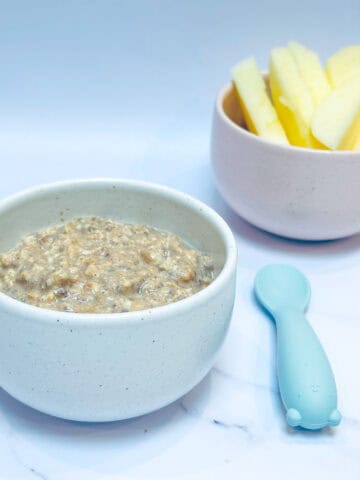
[255,264,311,315]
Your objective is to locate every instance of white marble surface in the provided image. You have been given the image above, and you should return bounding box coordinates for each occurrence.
[1,148,360,480]
[1,1,360,478]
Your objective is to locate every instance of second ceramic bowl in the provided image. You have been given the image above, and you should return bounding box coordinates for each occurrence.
[211,82,360,241]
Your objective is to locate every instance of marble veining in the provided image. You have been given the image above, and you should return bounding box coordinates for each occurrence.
[9,437,49,480]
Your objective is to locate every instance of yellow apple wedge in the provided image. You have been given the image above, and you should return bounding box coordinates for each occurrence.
[312,75,360,150]
[269,47,318,148]
[326,45,360,88]
[231,58,288,145]
[288,41,331,106]
[353,136,360,151]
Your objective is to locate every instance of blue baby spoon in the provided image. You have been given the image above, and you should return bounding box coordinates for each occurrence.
[254,264,341,430]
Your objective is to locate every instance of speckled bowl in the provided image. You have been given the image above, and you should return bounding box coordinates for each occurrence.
[0,179,237,421]
[212,82,360,240]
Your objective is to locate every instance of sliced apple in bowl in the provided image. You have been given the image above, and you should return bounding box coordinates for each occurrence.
[312,75,360,150]
[231,58,288,145]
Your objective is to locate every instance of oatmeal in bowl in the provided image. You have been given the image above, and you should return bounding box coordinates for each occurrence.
[0,216,215,313]
[0,179,236,422]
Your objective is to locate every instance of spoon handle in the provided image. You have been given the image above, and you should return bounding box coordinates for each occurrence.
[274,309,341,430]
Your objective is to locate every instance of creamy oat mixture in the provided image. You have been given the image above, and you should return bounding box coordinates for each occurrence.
[0,217,215,313]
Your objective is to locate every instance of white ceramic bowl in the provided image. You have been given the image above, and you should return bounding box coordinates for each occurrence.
[211,82,360,240]
[0,179,237,421]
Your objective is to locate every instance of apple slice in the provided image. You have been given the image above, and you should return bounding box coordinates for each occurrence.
[326,45,360,88]
[311,75,360,150]
[231,58,288,145]
[269,47,318,148]
[353,136,360,151]
[288,41,331,106]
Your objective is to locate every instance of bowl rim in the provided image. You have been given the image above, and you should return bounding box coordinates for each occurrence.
[217,82,360,158]
[0,178,237,325]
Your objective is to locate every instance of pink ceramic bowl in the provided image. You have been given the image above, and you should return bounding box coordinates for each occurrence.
[211,81,360,241]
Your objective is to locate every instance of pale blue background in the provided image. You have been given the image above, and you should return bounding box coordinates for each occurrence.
[0,0,359,200]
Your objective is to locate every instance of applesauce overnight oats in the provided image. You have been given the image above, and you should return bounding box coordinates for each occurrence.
[0,217,215,313]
